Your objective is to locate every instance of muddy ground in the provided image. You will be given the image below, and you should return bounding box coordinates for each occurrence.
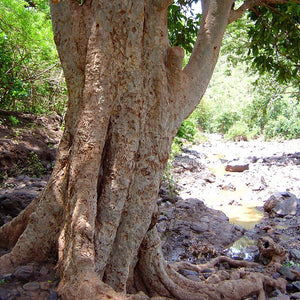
[0,112,300,299]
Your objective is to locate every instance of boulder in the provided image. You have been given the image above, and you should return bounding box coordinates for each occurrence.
[13,265,34,282]
[158,198,244,262]
[264,192,300,217]
[225,161,249,172]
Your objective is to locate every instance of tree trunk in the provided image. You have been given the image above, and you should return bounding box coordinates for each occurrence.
[0,1,286,299]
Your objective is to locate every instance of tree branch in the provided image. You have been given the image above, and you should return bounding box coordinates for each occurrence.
[228,0,300,24]
[179,0,233,120]
[25,62,59,81]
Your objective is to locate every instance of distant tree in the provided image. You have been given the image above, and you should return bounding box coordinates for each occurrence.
[0,1,298,299]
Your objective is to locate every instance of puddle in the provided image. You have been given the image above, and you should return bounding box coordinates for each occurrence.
[208,153,227,177]
[226,236,258,260]
[204,185,264,229]
[177,149,266,230]
[225,206,264,229]
[209,164,226,177]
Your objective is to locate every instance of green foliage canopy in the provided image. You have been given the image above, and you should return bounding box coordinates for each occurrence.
[247,3,300,84]
[169,0,300,83]
[168,0,201,54]
[223,2,300,84]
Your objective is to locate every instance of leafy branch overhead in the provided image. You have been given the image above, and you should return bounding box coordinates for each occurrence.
[169,0,300,84]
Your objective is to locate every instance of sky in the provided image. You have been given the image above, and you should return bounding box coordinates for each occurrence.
[191,1,202,14]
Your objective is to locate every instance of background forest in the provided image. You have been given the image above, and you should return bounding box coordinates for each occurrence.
[0,0,300,141]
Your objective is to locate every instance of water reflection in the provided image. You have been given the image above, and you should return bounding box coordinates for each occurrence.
[226,236,258,260]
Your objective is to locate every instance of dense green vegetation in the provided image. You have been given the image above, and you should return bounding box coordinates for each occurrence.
[0,0,66,115]
[199,59,300,141]
[0,0,299,140]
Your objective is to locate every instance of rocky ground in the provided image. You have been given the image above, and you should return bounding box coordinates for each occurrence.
[165,135,300,258]
[0,112,300,299]
[158,134,300,299]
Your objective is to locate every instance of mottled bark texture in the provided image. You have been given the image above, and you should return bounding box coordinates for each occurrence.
[0,1,286,299]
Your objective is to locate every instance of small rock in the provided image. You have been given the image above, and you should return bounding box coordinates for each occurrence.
[202,174,216,183]
[251,156,258,163]
[178,269,199,277]
[279,266,296,281]
[190,222,209,233]
[221,183,236,191]
[49,291,58,300]
[200,268,213,273]
[3,273,13,281]
[272,272,281,279]
[157,198,164,205]
[269,288,290,299]
[293,282,300,291]
[264,193,283,213]
[16,175,26,181]
[268,295,290,300]
[200,268,213,279]
[287,283,296,292]
[290,249,300,262]
[291,292,300,299]
[23,281,40,291]
[14,265,34,281]
[225,162,249,172]
[39,266,49,276]
[274,197,299,217]
[40,281,51,290]
[158,215,167,222]
[16,183,26,189]
[264,192,300,217]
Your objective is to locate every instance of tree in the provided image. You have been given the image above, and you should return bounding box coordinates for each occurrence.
[0,1,296,299]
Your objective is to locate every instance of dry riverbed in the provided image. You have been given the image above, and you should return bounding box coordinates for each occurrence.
[173,134,300,229]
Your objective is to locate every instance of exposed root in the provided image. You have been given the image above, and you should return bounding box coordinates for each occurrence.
[171,256,259,273]
[0,196,39,249]
[59,268,171,300]
[0,252,15,273]
[258,236,287,274]
[137,228,287,300]
[59,268,160,300]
